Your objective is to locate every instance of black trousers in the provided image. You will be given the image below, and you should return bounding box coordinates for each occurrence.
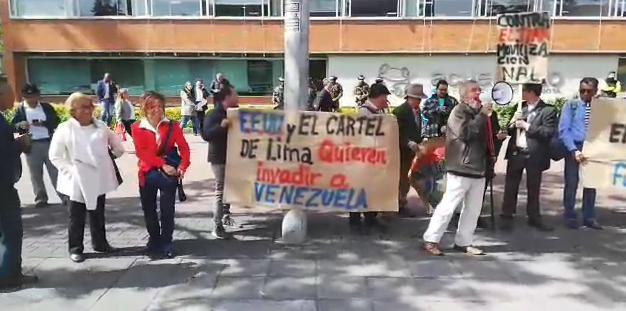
[139,182,176,250]
[122,120,134,137]
[501,152,543,221]
[68,195,108,254]
[196,104,206,132]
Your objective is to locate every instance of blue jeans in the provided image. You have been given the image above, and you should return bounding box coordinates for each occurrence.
[100,99,114,126]
[139,181,176,252]
[563,153,596,223]
[0,187,23,278]
[180,115,199,135]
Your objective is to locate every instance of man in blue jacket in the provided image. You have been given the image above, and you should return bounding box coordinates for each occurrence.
[559,77,602,230]
[0,79,38,288]
[96,73,118,126]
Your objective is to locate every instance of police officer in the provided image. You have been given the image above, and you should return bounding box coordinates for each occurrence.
[272,77,285,110]
[353,75,370,108]
[329,76,343,110]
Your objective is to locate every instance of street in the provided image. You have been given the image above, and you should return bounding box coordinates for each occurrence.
[2,135,626,311]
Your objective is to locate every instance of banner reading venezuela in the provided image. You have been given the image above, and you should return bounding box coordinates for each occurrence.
[223,109,400,212]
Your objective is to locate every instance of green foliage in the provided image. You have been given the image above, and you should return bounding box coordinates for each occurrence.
[3,98,567,130]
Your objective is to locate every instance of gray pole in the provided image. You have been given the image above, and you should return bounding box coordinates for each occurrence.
[280,0,309,244]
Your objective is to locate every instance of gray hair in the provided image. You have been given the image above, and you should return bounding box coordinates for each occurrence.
[458,79,479,98]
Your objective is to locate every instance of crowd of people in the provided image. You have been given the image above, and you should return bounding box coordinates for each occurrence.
[0,68,609,288]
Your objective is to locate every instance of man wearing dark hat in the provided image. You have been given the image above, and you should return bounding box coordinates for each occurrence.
[329,76,343,110]
[350,83,393,234]
[392,83,428,218]
[10,83,63,208]
[272,77,285,110]
[353,75,370,108]
[375,77,385,85]
[0,78,39,288]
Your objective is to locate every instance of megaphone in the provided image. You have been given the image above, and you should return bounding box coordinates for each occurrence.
[491,81,514,106]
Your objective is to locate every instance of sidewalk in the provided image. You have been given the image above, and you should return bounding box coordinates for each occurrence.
[2,135,626,311]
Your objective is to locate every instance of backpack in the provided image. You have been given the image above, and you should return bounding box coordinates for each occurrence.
[549,102,578,161]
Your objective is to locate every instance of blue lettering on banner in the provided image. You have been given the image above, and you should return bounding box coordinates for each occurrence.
[238,110,284,135]
[253,182,368,210]
[612,161,626,187]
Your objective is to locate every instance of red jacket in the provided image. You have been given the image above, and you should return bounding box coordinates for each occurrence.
[132,119,191,186]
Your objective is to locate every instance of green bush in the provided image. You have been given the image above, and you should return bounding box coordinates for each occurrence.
[2,98,567,130]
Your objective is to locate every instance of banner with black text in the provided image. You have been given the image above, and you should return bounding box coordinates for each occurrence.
[223,109,400,212]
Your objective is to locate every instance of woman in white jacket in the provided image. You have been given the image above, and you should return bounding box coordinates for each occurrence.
[49,92,125,263]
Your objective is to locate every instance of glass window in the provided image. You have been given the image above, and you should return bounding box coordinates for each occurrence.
[478,0,533,16]
[78,0,130,16]
[214,0,266,17]
[150,59,214,96]
[558,0,612,16]
[247,60,273,92]
[132,0,149,15]
[311,0,337,17]
[11,0,68,17]
[152,0,202,16]
[27,59,91,95]
[404,0,418,17]
[540,0,557,15]
[424,0,473,17]
[269,0,282,16]
[89,59,145,95]
[350,0,398,17]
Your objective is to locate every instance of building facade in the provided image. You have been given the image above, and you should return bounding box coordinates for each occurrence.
[1,0,626,105]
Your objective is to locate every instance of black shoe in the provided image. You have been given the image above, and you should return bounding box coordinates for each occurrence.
[34,202,50,209]
[398,207,417,218]
[213,224,229,239]
[0,273,38,289]
[93,244,118,253]
[69,253,85,263]
[364,218,388,234]
[499,217,514,232]
[583,220,603,230]
[528,219,554,232]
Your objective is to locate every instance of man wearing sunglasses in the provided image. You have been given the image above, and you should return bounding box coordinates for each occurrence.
[558,77,602,230]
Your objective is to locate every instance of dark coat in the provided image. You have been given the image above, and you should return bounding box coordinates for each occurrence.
[505,100,558,172]
[201,105,228,165]
[392,101,422,159]
[96,80,118,102]
[11,102,60,138]
[444,102,489,178]
[0,116,22,189]
[313,88,336,112]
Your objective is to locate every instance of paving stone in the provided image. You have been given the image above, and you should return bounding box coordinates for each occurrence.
[371,298,430,311]
[210,277,266,299]
[213,299,316,311]
[318,299,373,311]
[318,276,368,299]
[408,259,462,279]
[268,259,317,276]
[215,259,270,277]
[263,276,317,299]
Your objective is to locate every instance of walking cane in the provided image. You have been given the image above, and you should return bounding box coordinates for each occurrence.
[489,178,495,231]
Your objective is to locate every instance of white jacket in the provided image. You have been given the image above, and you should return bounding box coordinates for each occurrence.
[49,118,125,210]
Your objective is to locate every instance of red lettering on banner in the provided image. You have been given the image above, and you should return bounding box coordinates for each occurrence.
[317,140,387,165]
[256,162,321,186]
[330,174,350,188]
[499,27,549,44]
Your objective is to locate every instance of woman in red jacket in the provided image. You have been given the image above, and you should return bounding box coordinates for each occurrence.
[132,91,190,258]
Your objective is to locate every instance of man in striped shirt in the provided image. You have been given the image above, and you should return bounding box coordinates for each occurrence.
[558,77,602,230]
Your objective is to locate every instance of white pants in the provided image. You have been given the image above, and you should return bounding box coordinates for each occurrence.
[423,173,485,247]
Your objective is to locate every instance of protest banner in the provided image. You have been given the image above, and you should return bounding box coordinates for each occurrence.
[496,12,550,84]
[581,98,626,190]
[223,109,400,212]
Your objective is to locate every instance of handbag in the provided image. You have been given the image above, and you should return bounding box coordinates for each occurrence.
[108,149,123,186]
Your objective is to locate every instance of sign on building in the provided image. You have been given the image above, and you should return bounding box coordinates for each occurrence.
[582,98,626,191]
[496,12,550,83]
[224,109,400,212]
